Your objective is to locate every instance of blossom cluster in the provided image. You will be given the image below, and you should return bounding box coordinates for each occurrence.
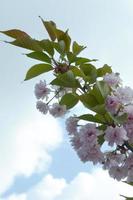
[35,72,133,183]
[34,80,67,117]
[66,72,133,182]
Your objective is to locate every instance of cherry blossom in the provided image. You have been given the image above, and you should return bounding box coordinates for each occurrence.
[103,153,125,170]
[79,124,99,147]
[104,126,128,146]
[103,72,121,87]
[109,166,127,181]
[34,80,51,100]
[77,144,104,164]
[105,95,121,114]
[65,116,79,135]
[49,103,67,118]
[36,101,49,114]
[127,168,133,183]
[124,105,133,123]
[115,86,133,104]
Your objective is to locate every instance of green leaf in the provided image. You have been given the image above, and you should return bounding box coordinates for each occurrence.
[75,57,97,65]
[79,64,97,83]
[40,17,71,51]
[67,52,77,63]
[70,66,85,78]
[58,40,66,52]
[115,113,128,124]
[104,112,114,124]
[72,41,86,55]
[98,134,105,145]
[60,93,79,109]
[0,29,30,39]
[122,181,133,186]
[80,63,96,76]
[39,39,54,56]
[25,64,53,80]
[79,93,106,114]
[7,37,43,51]
[120,195,133,200]
[26,51,51,63]
[51,71,80,88]
[87,81,110,106]
[79,93,98,109]
[91,104,106,115]
[96,81,110,98]
[40,18,56,41]
[97,64,112,77]
[89,84,105,104]
[109,113,128,125]
[56,30,71,52]
[78,114,106,123]
[54,40,65,56]
[98,124,107,131]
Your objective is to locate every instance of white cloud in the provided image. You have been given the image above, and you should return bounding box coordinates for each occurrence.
[27,174,67,200]
[0,112,63,194]
[6,168,133,200]
[55,169,133,200]
[3,194,27,200]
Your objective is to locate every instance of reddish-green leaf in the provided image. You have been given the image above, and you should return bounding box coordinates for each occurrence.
[7,37,43,51]
[0,29,30,39]
[40,17,56,41]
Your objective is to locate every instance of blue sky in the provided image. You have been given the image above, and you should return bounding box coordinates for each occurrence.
[1,0,133,199]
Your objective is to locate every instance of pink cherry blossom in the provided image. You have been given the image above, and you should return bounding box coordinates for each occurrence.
[49,103,67,117]
[125,153,133,169]
[103,153,125,170]
[79,123,99,147]
[34,80,51,100]
[104,126,128,146]
[70,134,82,150]
[103,72,121,87]
[124,123,133,144]
[65,116,79,135]
[36,101,49,114]
[115,86,133,104]
[77,144,104,164]
[105,95,120,114]
[124,105,133,123]
[127,168,133,183]
[52,85,72,98]
[109,166,127,181]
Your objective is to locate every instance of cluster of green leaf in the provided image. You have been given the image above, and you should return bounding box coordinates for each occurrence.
[0,18,128,140]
